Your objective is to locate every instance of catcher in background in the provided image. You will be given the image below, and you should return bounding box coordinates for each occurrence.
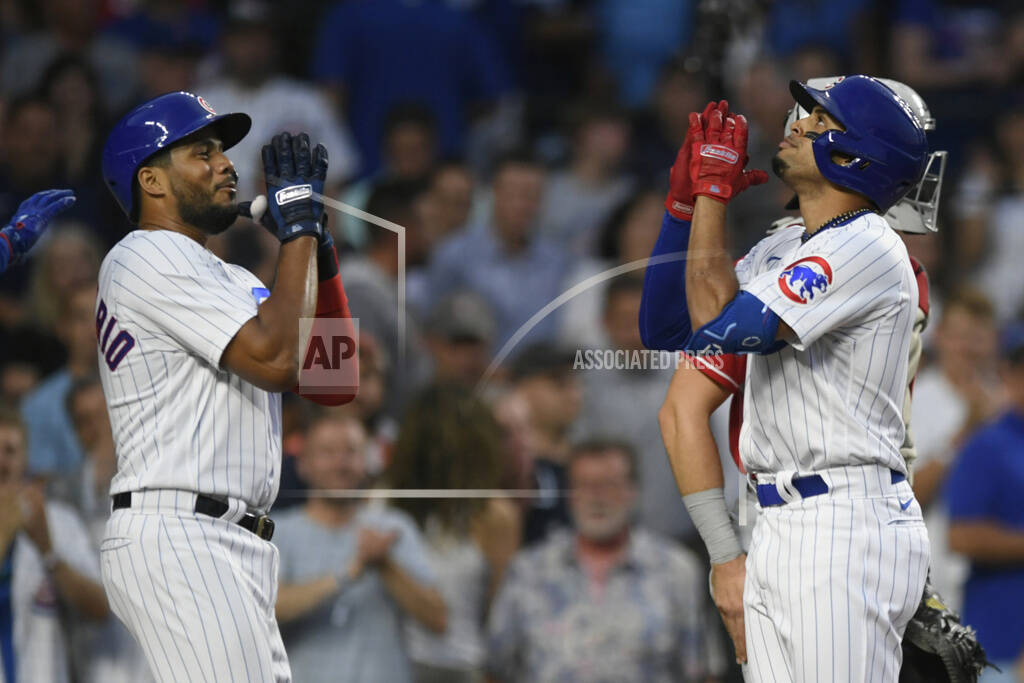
[654,79,990,682]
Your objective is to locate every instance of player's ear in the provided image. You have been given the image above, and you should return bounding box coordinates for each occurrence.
[136,165,169,202]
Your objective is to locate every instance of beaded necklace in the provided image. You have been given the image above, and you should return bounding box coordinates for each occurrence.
[801,208,874,243]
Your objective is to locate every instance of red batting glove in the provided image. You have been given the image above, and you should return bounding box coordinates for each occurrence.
[665,101,719,220]
[691,104,769,204]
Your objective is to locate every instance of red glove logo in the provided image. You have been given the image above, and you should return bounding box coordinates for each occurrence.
[699,144,739,165]
[690,101,769,204]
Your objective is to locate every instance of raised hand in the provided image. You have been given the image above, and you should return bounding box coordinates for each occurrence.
[260,132,328,242]
[690,101,769,204]
[665,101,719,219]
[1,189,76,264]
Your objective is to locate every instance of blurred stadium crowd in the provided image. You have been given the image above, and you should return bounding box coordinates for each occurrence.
[1,0,1023,681]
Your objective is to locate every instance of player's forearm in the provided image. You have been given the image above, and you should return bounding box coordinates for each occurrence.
[639,211,693,349]
[948,521,1024,563]
[252,236,319,385]
[52,563,110,620]
[661,367,742,565]
[275,575,342,623]
[295,238,359,405]
[911,460,948,508]
[658,372,731,495]
[686,197,738,329]
[661,405,726,495]
[380,559,447,633]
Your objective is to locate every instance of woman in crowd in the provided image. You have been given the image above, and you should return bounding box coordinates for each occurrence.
[386,383,521,683]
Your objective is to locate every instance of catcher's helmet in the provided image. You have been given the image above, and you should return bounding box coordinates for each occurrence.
[789,75,928,213]
[102,91,251,221]
[785,77,947,233]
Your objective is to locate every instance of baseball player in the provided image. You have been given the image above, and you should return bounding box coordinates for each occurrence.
[0,189,76,274]
[640,76,933,681]
[657,77,942,671]
[96,91,355,682]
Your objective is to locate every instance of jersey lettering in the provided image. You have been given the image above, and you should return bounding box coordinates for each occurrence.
[96,297,136,371]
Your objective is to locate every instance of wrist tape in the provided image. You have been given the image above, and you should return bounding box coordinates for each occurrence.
[682,487,743,565]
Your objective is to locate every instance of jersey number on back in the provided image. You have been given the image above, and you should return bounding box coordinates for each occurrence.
[96,299,136,371]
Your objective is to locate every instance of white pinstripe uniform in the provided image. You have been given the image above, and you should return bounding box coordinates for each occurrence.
[95,229,290,682]
[735,213,930,682]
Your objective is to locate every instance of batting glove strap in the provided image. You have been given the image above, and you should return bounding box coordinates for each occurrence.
[278,219,321,243]
[694,180,735,202]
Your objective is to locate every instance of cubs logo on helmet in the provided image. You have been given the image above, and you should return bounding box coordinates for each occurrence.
[778,256,833,304]
[197,96,217,114]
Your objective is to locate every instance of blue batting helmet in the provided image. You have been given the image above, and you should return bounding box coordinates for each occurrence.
[789,75,928,213]
[102,91,251,220]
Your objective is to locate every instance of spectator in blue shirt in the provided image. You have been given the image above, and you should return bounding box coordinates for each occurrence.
[946,321,1024,680]
[21,282,98,478]
[313,0,511,176]
[595,0,693,107]
[427,152,566,351]
[764,0,871,62]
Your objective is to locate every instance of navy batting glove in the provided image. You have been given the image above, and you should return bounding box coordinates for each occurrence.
[0,189,76,264]
[261,132,328,243]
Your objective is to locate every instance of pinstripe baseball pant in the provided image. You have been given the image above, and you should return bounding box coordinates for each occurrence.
[100,491,290,682]
[741,465,930,682]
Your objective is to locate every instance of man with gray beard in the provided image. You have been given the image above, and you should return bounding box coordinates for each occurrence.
[486,440,711,683]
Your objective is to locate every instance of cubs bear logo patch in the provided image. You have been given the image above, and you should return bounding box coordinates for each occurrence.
[778,256,833,304]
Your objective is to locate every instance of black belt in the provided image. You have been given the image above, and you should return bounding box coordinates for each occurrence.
[111,492,275,541]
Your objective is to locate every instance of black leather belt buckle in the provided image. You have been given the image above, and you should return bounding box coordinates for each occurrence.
[252,515,274,541]
[195,494,275,541]
[237,513,274,541]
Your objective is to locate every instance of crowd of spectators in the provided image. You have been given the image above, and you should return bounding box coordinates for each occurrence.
[1,0,1023,681]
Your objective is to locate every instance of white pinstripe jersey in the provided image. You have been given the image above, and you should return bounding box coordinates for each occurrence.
[736,213,917,475]
[96,230,281,511]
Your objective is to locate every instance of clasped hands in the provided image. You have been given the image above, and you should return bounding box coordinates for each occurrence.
[665,100,771,220]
